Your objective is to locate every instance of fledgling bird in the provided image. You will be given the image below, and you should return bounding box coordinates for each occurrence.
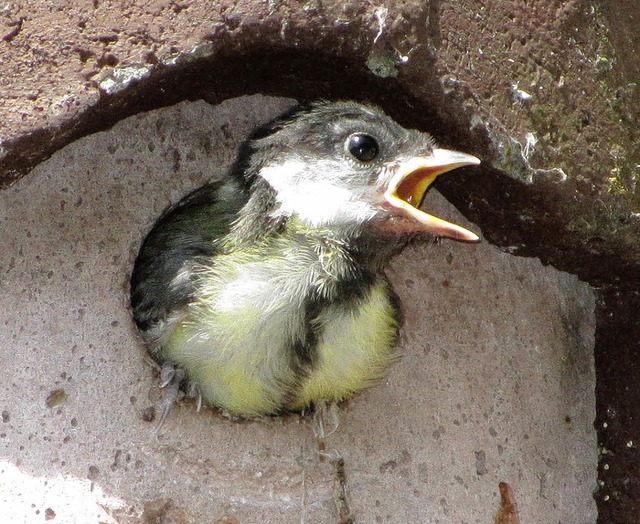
[130,101,480,423]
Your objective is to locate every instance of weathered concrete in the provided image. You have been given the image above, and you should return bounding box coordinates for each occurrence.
[0,96,596,523]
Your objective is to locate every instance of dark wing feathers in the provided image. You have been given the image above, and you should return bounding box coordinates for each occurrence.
[130,179,247,331]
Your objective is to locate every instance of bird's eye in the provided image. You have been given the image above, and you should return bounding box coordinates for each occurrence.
[346,134,379,162]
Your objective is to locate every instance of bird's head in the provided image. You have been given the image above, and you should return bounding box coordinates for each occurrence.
[240,101,480,242]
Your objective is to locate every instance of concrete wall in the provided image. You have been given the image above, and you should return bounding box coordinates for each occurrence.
[0,96,596,523]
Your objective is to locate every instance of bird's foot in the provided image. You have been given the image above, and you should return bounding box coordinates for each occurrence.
[155,363,185,432]
[186,382,203,413]
[299,402,353,523]
[312,399,340,442]
[311,402,354,523]
[312,400,341,468]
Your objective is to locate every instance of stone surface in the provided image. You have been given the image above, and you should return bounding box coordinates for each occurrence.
[0,96,596,523]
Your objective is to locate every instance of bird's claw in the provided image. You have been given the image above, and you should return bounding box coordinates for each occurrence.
[312,400,340,440]
[159,363,178,388]
[311,401,353,523]
[187,382,203,413]
[155,363,185,433]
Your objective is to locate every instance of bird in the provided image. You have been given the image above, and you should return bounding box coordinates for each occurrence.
[130,101,480,424]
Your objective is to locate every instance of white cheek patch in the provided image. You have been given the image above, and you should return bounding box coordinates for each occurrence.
[259,160,378,228]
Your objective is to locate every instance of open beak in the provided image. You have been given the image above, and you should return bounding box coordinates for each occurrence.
[384,149,481,242]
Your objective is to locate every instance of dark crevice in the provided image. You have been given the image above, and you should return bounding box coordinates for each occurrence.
[595,288,640,522]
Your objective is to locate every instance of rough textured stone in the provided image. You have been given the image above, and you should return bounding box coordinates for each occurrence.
[2,1,640,521]
[0,96,596,523]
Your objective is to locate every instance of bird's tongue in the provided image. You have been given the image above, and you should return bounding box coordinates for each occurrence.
[383,149,481,242]
[394,168,437,206]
